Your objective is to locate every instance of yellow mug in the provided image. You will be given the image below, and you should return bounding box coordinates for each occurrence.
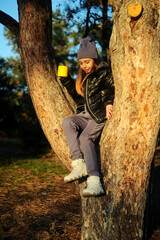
[57,65,68,78]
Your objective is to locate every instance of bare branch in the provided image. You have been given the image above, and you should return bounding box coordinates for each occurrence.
[0,11,19,37]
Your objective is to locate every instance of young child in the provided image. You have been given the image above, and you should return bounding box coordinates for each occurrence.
[60,37,115,197]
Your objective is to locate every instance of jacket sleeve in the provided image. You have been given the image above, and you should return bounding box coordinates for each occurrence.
[59,75,84,113]
[101,68,115,106]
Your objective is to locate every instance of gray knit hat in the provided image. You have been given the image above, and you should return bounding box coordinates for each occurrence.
[77,37,98,60]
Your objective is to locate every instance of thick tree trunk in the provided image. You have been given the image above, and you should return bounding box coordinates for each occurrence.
[81,0,160,239]
[17,0,76,170]
[1,0,159,239]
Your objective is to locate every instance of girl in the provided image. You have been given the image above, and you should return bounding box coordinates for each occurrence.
[60,37,115,197]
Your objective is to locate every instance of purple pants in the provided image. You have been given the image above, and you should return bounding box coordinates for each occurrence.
[62,108,106,176]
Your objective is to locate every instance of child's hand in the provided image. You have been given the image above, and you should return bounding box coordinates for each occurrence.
[58,76,66,81]
[106,104,113,119]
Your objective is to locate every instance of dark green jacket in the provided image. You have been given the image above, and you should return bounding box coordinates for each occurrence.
[60,62,115,123]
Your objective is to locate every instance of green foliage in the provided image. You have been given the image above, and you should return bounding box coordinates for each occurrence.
[0,56,49,151]
[4,27,19,54]
[52,9,74,65]
[0,57,21,137]
[62,0,113,61]
[52,9,83,75]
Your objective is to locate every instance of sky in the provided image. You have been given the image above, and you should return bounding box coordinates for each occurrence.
[0,0,60,58]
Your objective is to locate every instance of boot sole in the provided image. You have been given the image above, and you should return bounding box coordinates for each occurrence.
[64,173,88,183]
[83,190,105,197]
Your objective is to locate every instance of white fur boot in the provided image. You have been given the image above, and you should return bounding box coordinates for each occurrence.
[64,158,88,183]
[82,176,104,197]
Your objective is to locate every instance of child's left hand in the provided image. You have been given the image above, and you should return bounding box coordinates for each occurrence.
[106,104,113,119]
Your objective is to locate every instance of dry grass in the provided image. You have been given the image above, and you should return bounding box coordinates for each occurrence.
[0,150,81,240]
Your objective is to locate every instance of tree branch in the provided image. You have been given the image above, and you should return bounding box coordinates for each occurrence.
[108,0,122,11]
[83,0,92,38]
[108,0,115,7]
[0,11,19,37]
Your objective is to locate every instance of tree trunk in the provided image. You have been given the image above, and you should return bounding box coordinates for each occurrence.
[101,0,109,60]
[0,0,159,239]
[81,0,160,239]
[17,0,77,170]
[83,0,91,38]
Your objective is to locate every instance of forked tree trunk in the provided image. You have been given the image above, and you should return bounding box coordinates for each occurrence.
[0,0,159,239]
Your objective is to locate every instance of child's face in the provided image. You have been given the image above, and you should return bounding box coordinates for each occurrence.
[78,58,96,74]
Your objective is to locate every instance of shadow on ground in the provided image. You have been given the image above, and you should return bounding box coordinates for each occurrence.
[149,147,160,240]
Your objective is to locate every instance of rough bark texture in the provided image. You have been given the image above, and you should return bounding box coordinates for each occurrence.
[81,0,160,239]
[0,0,159,239]
[17,0,76,170]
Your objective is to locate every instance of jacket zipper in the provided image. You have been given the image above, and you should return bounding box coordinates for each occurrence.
[85,78,99,121]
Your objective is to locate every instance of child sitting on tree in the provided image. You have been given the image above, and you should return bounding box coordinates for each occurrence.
[59,37,115,197]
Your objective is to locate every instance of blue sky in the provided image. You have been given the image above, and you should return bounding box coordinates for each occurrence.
[0,0,59,58]
[0,0,18,58]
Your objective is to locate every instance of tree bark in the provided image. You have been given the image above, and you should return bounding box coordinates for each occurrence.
[0,0,159,239]
[81,0,160,239]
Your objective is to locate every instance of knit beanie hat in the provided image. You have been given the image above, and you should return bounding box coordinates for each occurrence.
[77,37,98,60]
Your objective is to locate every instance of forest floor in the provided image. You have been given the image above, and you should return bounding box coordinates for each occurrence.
[0,138,160,240]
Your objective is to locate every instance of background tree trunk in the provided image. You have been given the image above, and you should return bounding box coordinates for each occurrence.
[1,0,159,239]
[81,0,160,239]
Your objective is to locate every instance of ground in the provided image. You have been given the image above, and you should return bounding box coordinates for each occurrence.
[0,139,160,240]
[0,139,81,240]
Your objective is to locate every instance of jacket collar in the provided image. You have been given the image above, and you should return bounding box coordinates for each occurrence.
[97,61,108,69]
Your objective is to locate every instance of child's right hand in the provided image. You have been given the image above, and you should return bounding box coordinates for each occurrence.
[106,104,113,119]
[58,76,66,81]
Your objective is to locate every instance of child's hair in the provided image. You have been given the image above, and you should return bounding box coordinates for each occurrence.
[76,59,99,96]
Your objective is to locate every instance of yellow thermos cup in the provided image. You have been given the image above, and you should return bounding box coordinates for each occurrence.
[57,66,69,78]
